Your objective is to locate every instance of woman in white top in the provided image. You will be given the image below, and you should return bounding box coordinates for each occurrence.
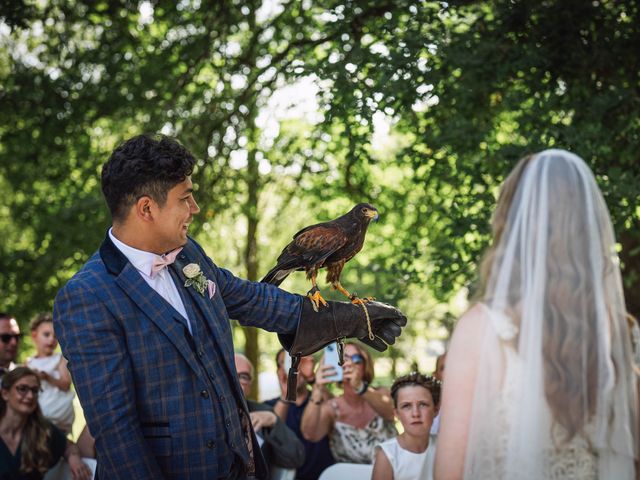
[434,150,639,479]
[372,372,441,480]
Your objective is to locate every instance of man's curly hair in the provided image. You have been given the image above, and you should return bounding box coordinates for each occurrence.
[390,372,442,407]
[101,134,196,222]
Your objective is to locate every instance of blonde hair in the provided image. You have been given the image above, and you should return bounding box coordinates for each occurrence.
[1,367,52,475]
[476,153,605,441]
[475,154,535,300]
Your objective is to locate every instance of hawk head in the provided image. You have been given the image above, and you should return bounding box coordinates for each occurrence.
[352,203,379,223]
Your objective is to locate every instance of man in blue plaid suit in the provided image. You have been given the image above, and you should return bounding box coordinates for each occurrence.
[53,135,406,479]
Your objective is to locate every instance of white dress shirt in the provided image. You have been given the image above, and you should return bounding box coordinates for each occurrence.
[109,228,192,334]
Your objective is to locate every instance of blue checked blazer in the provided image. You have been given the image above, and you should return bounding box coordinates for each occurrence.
[53,234,302,479]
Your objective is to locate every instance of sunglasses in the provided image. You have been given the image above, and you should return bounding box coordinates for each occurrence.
[15,384,41,397]
[0,334,22,344]
[345,353,364,365]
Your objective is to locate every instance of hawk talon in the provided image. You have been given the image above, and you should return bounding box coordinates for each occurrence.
[307,289,328,312]
[350,295,375,305]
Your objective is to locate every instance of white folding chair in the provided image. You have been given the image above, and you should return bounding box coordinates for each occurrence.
[271,466,296,480]
[318,462,374,480]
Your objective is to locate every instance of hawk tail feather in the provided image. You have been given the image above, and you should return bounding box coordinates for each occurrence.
[260,267,294,285]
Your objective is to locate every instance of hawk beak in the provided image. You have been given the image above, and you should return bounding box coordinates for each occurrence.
[367,211,379,222]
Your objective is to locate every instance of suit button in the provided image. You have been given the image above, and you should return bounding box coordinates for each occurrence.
[226,421,231,427]
[206,440,215,449]
[219,395,225,402]
[200,390,209,399]
[198,349,204,357]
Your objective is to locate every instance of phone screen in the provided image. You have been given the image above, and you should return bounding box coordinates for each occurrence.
[323,342,343,382]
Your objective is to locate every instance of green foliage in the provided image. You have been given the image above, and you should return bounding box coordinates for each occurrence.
[1,0,639,375]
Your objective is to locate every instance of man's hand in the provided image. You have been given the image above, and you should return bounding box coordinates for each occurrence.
[346,300,407,352]
[281,298,407,358]
[250,410,277,433]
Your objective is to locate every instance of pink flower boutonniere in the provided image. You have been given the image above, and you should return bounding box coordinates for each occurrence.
[183,263,208,296]
[183,263,216,299]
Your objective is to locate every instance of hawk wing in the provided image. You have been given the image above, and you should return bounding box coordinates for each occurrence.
[261,225,349,285]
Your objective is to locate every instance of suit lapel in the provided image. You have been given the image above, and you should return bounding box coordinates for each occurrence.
[172,250,236,365]
[100,234,205,379]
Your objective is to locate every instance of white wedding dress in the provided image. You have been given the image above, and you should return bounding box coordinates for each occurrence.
[463,305,601,480]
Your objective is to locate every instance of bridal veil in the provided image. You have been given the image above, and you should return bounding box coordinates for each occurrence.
[462,149,639,479]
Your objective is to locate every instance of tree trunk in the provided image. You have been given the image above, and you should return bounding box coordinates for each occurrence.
[242,113,261,400]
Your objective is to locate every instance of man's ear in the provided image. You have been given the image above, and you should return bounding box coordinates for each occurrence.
[134,196,155,222]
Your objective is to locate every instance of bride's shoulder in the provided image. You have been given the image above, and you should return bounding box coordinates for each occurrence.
[455,303,490,332]
[448,304,490,354]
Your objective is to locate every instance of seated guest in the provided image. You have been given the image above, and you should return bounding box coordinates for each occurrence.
[265,349,335,480]
[0,367,91,480]
[433,353,445,382]
[430,352,446,436]
[234,354,305,477]
[0,313,21,375]
[372,372,440,480]
[301,342,396,464]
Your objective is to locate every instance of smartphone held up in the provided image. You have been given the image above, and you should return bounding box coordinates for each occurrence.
[323,342,343,382]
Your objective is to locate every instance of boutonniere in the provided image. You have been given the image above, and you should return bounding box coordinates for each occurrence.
[183,263,209,296]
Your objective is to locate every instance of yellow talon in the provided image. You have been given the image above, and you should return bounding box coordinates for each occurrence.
[350,294,375,305]
[307,289,328,312]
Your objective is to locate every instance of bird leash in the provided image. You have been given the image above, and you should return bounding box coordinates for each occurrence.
[285,353,301,402]
[358,301,375,341]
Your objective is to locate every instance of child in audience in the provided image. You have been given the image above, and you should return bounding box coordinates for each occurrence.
[372,372,440,480]
[26,313,75,433]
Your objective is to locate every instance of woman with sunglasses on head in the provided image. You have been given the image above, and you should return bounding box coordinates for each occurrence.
[0,367,91,480]
[301,342,397,464]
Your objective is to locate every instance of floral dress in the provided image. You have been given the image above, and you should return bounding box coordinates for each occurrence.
[328,398,397,464]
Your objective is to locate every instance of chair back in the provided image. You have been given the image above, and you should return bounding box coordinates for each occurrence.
[318,462,373,480]
[271,466,296,480]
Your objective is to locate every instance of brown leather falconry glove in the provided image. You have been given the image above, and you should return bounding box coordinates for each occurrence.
[278,298,407,401]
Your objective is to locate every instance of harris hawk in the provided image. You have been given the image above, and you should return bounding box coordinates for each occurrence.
[261,203,379,311]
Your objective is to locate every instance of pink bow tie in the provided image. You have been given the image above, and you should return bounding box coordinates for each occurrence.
[150,247,183,278]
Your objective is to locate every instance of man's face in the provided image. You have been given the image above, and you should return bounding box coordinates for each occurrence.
[150,176,200,253]
[0,318,21,367]
[277,352,314,390]
[234,355,254,398]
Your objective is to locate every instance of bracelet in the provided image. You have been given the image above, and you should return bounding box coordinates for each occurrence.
[355,381,369,396]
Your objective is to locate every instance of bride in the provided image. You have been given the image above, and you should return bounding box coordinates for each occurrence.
[434,149,639,479]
